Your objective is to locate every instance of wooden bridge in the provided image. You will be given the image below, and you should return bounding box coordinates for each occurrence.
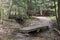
[20,24,48,33]
[19,17,51,33]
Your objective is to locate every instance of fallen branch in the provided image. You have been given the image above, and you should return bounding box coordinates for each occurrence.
[54,28,60,34]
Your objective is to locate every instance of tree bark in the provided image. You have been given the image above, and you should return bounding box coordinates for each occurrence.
[58,0,60,29]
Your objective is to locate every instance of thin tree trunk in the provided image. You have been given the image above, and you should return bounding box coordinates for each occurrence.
[58,0,60,29]
[40,9,43,16]
[7,0,13,18]
[0,0,3,24]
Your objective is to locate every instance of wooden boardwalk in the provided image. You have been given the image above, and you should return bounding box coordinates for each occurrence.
[20,16,51,33]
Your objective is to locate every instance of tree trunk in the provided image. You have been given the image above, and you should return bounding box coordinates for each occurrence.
[40,9,43,16]
[58,0,60,29]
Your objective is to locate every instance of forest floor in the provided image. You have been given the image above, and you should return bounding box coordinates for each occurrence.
[0,17,60,40]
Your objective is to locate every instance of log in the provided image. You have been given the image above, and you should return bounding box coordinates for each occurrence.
[54,28,60,34]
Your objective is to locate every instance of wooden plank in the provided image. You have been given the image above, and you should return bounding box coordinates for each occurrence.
[20,24,48,33]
